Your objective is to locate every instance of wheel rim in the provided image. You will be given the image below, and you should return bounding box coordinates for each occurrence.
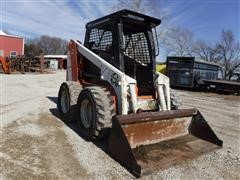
[60,88,70,114]
[80,99,93,129]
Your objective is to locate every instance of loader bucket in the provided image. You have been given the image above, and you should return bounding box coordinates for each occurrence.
[108,108,223,178]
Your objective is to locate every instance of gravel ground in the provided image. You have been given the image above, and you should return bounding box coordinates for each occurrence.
[0,71,239,179]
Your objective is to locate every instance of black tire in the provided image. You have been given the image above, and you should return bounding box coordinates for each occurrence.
[77,86,115,140]
[170,89,182,110]
[57,81,82,122]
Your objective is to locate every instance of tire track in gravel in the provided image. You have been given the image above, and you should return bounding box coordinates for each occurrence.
[1,112,90,180]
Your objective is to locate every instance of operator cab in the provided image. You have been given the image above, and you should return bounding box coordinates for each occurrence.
[84,9,161,95]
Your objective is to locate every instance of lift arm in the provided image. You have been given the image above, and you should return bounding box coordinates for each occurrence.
[67,40,136,115]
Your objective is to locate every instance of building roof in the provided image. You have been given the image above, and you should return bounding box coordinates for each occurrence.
[0,30,23,39]
[44,55,67,59]
[0,30,7,35]
[194,58,220,67]
[167,56,221,67]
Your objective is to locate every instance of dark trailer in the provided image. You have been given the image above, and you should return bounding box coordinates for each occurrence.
[166,56,220,88]
[202,79,240,94]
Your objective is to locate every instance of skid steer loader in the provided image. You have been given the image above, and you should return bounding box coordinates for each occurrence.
[57,9,223,177]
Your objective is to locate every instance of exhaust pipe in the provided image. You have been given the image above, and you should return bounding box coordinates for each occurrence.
[108,108,223,177]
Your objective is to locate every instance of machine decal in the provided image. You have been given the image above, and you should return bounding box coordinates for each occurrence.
[111,72,120,87]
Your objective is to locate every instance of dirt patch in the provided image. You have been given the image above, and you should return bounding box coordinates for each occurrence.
[223,95,240,101]
[1,113,89,180]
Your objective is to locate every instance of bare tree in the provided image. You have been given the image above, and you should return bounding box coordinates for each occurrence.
[112,0,170,41]
[162,26,195,56]
[194,40,219,62]
[24,43,41,57]
[112,0,167,18]
[25,35,67,56]
[36,35,67,55]
[216,30,240,79]
[113,0,144,13]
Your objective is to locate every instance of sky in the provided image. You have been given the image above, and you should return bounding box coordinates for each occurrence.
[0,0,239,56]
[165,0,239,42]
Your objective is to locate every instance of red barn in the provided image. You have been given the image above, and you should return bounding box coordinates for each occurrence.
[0,30,24,58]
